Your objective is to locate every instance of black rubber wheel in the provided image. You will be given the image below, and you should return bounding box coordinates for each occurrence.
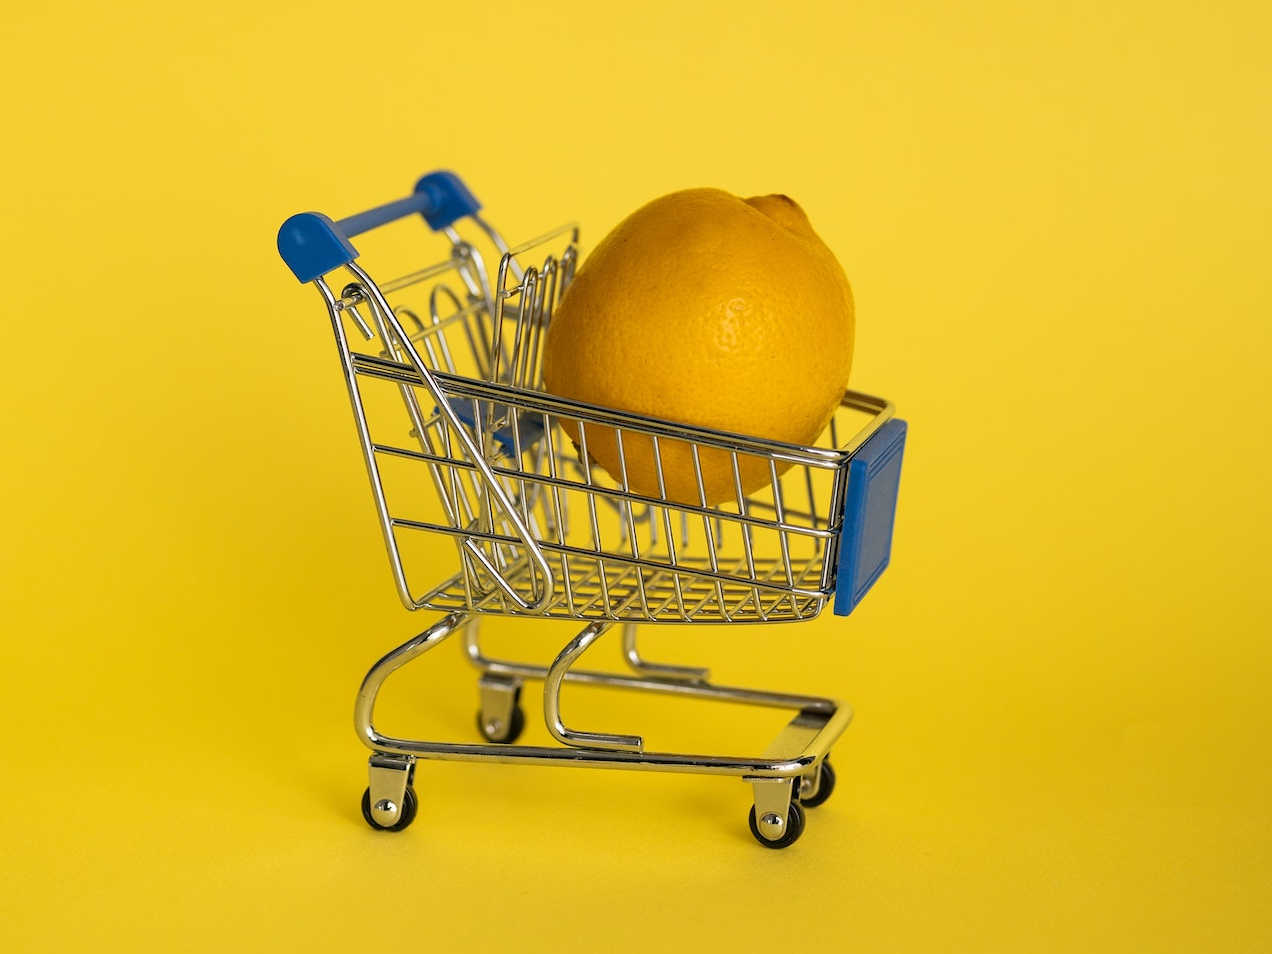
[748,800,806,849]
[360,785,418,832]
[476,704,526,744]
[801,759,837,809]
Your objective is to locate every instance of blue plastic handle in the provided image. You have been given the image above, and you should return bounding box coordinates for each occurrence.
[277,170,481,283]
[833,418,907,616]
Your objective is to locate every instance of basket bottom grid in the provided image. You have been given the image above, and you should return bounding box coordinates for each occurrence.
[418,552,829,624]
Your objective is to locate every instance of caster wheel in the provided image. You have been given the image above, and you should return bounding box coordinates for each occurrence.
[477,703,526,744]
[360,785,418,832]
[800,759,837,809]
[748,800,805,849]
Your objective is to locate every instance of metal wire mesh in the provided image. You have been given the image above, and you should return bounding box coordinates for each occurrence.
[320,219,890,623]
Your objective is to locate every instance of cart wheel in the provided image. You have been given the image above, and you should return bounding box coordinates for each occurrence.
[476,704,526,744]
[800,759,837,809]
[748,800,805,849]
[360,785,418,832]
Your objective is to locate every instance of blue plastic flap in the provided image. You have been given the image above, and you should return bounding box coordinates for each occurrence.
[833,418,907,616]
[277,170,481,283]
[441,401,544,458]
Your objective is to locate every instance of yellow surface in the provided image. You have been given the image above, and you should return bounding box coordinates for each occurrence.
[1,1,1268,950]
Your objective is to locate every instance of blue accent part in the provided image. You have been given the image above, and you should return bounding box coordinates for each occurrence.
[277,212,359,283]
[442,401,544,458]
[336,192,441,239]
[277,171,482,283]
[833,419,907,616]
[413,171,481,230]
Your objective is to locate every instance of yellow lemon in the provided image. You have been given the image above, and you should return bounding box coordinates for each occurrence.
[542,188,854,505]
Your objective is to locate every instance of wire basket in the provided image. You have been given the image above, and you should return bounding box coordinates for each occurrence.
[294,202,896,624]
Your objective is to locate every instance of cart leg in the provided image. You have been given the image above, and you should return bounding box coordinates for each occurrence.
[355,611,466,751]
[355,612,465,831]
[747,776,805,849]
[362,752,417,831]
[477,672,525,744]
[798,764,823,802]
[544,622,643,752]
[620,622,709,683]
[798,758,836,808]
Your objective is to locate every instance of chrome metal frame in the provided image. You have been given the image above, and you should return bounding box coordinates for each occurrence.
[308,208,879,844]
[356,612,851,837]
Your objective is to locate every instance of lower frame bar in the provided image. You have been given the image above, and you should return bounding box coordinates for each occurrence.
[363,702,851,779]
[356,612,853,782]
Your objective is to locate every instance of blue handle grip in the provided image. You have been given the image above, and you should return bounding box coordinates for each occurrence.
[277,170,481,283]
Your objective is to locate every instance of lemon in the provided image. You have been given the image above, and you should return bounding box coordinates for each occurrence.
[542,188,854,505]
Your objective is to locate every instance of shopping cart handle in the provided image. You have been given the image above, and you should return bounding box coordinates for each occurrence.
[277,170,481,283]
[833,418,907,616]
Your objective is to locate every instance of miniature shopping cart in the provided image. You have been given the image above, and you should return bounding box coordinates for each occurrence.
[277,170,907,848]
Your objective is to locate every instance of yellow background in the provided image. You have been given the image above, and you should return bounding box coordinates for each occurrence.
[2,1,1268,950]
